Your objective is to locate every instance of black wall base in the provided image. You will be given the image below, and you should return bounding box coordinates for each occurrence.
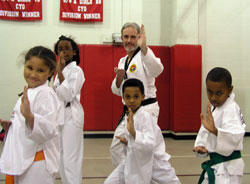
[83,132,250,139]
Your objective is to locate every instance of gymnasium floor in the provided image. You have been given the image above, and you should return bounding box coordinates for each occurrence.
[0,135,249,184]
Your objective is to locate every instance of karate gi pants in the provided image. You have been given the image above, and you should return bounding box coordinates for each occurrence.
[13,160,55,184]
[201,173,242,184]
[104,159,180,184]
[59,124,83,184]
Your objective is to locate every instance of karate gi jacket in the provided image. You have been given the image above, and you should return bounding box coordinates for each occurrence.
[0,81,63,175]
[111,47,164,100]
[195,92,246,177]
[123,106,170,184]
[54,61,85,128]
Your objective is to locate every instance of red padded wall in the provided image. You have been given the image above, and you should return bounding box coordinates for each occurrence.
[111,46,127,129]
[78,44,171,131]
[77,44,201,132]
[79,45,114,130]
[170,45,202,132]
[151,46,170,130]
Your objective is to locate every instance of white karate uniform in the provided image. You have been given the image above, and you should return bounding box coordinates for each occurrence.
[53,61,85,184]
[194,93,246,184]
[0,81,63,184]
[111,47,163,100]
[110,47,163,167]
[105,106,180,184]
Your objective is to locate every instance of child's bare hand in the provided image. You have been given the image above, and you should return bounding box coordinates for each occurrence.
[57,52,66,72]
[200,101,218,136]
[59,52,66,66]
[20,86,34,129]
[20,86,31,118]
[115,136,128,145]
[126,108,136,138]
[193,146,208,154]
[0,119,12,132]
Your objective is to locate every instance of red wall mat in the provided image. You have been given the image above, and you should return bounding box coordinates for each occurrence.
[151,46,171,130]
[79,44,114,130]
[170,44,202,132]
[112,45,127,129]
[77,44,201,132]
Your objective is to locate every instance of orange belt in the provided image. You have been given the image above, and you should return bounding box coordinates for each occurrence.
[5,151,45,184]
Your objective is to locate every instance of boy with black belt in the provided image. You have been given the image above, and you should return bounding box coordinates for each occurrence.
[106,78,180,184]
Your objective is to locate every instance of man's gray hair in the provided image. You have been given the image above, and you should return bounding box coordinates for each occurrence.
[121,22,141,35]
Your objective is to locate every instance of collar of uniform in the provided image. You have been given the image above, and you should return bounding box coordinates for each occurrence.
[124,47,141,71]
[125,106,143,118]
[26,80,49,95]
[62,61,77,77]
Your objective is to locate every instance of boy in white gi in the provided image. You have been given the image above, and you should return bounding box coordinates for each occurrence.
[111,22,164,167]
[53,35,85,184]
[194,67,246,184]
[105,78,180,184]
[0,46,63,184]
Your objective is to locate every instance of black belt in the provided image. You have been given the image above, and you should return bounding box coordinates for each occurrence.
[66,102,71,108]
[141,98,157,106]
[117,98,157,127]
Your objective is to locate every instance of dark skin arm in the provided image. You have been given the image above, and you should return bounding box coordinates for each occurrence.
[56,52,66,84]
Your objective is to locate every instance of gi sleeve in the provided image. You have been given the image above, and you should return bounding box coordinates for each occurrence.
[55,66,85,102]
[141,47,164,78]
[126,113,155,154]
[111,77,121,96]
[111,58,125,96]
[194,124,209,147]
[194,125,209,158]
[215,107,245,156]
[110,121,127,167]
[26,90,61,144]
